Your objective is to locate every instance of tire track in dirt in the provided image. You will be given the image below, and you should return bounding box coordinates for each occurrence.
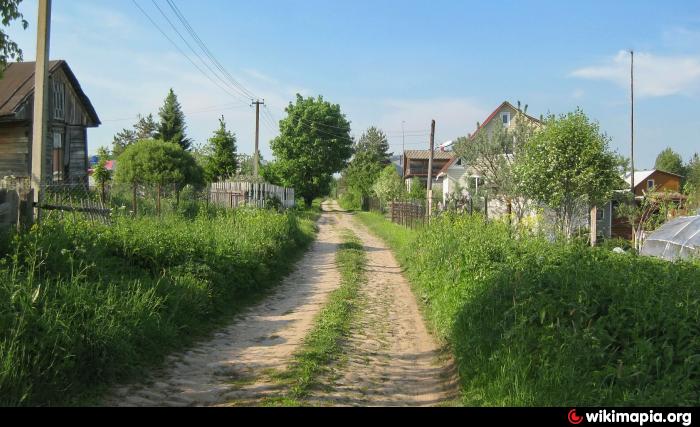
[103,202,344,407]
[306,203,460,407]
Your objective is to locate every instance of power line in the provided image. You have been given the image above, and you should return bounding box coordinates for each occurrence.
[148,0,251,103]
[165,0,258,100]
[130,0,251,103]
[101,102,251,123]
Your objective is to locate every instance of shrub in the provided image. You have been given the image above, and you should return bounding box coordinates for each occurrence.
[358,212,700,406]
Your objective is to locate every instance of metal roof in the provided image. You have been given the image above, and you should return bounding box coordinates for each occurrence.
[403,150,455,160]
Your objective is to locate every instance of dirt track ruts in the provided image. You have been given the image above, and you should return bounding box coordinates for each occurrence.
[103,201,457,407]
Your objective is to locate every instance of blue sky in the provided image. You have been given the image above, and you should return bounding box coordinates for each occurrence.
[6,0,700,167]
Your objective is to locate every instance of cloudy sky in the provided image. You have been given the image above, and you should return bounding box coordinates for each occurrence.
[5,0,700,167]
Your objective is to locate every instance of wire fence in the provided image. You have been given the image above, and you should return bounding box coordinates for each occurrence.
[0,179,296,228]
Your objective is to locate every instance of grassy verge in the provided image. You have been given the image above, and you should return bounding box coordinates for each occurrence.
[264,230,366,406]
[356,212,700,406]
[0,206,319,406]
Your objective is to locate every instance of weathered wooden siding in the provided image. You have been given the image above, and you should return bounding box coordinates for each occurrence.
[50,68,90,127]
[0,125,30,177]
[68,126,87,182]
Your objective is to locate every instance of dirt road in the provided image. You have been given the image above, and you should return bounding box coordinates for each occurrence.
[104,201,457,407]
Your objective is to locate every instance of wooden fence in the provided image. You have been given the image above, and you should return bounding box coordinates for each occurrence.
[209,181,295,209]
[0,177,33,230]
[389,201,426,229]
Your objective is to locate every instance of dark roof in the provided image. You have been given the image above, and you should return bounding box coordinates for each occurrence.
[403,150,455,160]
[0,60,100,126]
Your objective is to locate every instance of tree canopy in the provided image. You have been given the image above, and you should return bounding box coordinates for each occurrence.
[454,104,538,220]
[203,116,238,183]
[111,114,159,158]
[157,89,192,151]
[115,139,201,189]
[343,127,392,200]
[372,165,404,205]
[270,94,354,205]
[0,0,27,77]
[655,147,686,177]
[514,109,619,238]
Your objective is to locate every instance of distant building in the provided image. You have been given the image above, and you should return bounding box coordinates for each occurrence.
[402,150,454,192]
[600,170,687,240]
[0,60,101,184]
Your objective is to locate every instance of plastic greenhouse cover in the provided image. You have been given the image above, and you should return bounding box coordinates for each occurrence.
[641,216,700,261]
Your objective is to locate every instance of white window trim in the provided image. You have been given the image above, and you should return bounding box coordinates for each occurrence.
[501,112,511,127]
[647,179,655,190]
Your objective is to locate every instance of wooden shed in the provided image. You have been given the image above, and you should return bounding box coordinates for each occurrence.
[0,60,100,184]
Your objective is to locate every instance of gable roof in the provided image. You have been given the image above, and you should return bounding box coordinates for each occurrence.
[403,150,455,161]
[0,60,100,125]
[469,101,541,139]
[623,169,684,189]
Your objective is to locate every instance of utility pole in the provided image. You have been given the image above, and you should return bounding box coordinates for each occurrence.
[31,0,52,223]
[401,121,406,178]
[630,50,635,194]
[251,99,265,178]
[427,120,435,221]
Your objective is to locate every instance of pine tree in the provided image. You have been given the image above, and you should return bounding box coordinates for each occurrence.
[111,128,137,159]
[134,113,158,140]
[204,116,238,182]
[157,89,192,151]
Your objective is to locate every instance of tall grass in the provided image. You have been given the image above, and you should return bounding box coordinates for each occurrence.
[357,212,700,406]
[0,207,317,406]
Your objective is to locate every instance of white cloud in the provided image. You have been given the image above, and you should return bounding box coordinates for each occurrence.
[571,50,700,97]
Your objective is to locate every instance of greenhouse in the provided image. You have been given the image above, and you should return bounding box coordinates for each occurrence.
[641,216,700,262]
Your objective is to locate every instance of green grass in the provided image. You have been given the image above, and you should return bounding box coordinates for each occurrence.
[356,212,700,406]
[265,230,366,406]
[0,206,318,406]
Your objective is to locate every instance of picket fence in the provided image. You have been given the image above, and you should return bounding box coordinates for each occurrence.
[209,181,295,209]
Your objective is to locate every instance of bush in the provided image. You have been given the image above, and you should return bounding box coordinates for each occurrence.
[358,212,700,406]
[0,208,316,406]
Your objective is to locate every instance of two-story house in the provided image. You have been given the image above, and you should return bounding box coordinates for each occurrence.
[402,149,454,192]
[0,60,101,184]
[439,101,541,213]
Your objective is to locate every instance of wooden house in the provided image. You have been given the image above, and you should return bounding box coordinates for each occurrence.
[604,170,686,239]
[0,60,100,184]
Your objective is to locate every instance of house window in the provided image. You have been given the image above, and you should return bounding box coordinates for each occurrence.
[647,179,655,190]
[597,209,605,221]
[52,132,64,182]
[53,80,65,120]
[456,158,463,167]
[502,112,511,127]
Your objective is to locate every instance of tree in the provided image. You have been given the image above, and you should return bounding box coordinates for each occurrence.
[111,114,159,158]
[111,128,137,159]
[372,165,404,205]
[514,109,619,239]
[134,113,158,140]
[115,139,202,215]
[407,177,426,202]
[202,116,238,183]
[157,89,192,151]
[685,153,700,209]
[655,147,686,177]
[270,94,354,206]
[454,104,538,222]
[343,126,392,200]
[93,147,112,203]
[0,0,27,77]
